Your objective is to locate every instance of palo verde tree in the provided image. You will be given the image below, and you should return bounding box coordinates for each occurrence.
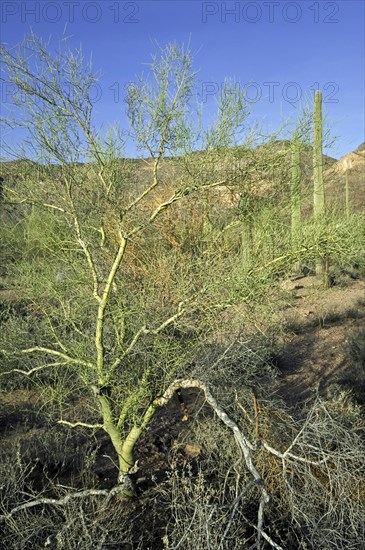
[1,38,300,548]
[0,35,252,489]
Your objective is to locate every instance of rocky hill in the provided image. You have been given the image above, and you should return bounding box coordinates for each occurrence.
[1,142,364,215]
[323,142,365,211]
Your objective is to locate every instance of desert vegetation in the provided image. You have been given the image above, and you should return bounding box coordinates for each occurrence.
[0,35,364,549]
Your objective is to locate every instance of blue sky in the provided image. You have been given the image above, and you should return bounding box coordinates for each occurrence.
[1,0,364,159]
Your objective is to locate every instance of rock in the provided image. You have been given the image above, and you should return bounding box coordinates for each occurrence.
[184,443,201,459]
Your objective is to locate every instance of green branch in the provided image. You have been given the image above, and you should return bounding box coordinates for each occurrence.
[95,235,127,383]
[1,347,93,368]
[0,361,69,377]
[109,299,187,375]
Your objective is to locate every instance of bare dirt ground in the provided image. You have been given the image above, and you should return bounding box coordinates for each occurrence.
[275,275,365,408]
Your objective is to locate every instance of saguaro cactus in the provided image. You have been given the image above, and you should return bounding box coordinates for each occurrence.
[343,157,352,219]
[290,135,301,271]
[313,90,326,279]
[313,90,324,216]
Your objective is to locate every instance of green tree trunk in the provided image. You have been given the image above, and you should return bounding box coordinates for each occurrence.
[98,393,132,476]
[98,391,161,492]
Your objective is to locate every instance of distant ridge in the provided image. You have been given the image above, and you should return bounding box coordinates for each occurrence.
[323,142,365,211]
[1,142,364,212]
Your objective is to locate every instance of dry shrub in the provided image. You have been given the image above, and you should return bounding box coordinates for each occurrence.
[161,422,259,550]
[158,372,365,549]
[0,436,165,550]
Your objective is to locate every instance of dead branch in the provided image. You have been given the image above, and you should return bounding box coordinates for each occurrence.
[57,420,103,430]
[158,378,270,549]
[1,485,127,521]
